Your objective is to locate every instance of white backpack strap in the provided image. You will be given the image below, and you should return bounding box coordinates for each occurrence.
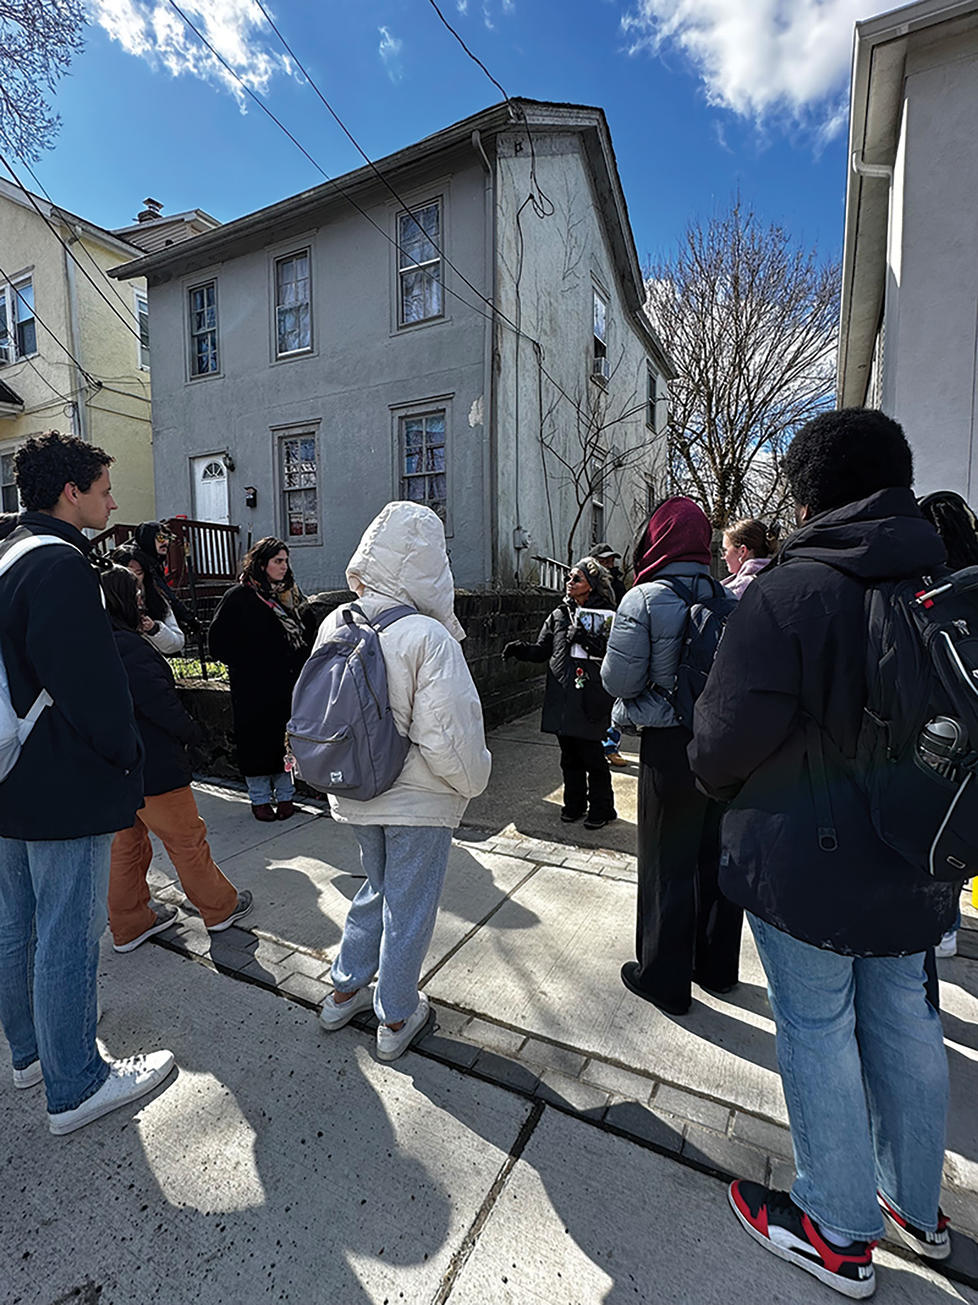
[0,533,82,577]
[18,687,53,741]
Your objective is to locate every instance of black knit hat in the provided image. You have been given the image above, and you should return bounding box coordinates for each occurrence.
[572,555,617,607]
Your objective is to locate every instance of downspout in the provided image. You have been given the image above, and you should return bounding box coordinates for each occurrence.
[473,129,497,588]
[850,151,895,411]
[61,224,89,442]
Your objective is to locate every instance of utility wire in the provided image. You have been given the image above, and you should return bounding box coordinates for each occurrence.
[0,152,143,341]
[168,0,641,442]
[16,154,145,327]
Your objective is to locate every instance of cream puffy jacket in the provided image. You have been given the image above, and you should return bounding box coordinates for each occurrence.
[312,502,491,828]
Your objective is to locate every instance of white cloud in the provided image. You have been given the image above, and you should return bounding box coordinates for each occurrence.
[88,0,288,107]
[378,25,404,82]
[456,0,468,12]
[622,0,874,136]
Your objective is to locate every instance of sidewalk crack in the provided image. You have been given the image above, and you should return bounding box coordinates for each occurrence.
[430,1100,544,1305]
[419,862,542,987]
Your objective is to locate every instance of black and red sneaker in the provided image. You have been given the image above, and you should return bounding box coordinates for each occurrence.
[878,1190,950,1261]
[728,1180,877,1299]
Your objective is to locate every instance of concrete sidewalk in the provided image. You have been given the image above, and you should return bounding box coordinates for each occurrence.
[2,942,975,1305]
[4,712,978,1302]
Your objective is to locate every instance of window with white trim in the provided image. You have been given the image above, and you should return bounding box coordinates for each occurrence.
[274,250,311,356]
[592,288,608,381]
[397,200,443,326]
[280,431,319,538]
[399,410,446,519]
[0,276,36,365]
[1,450,18,512]
[188,280,218,377]
[135,291,150,368]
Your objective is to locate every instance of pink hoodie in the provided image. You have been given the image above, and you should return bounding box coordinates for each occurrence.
[722,555,771,598]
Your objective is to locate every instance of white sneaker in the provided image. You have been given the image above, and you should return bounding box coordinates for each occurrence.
[12,1060,43,1089]
[47,1050,176,1136]
[319,985,375,1031]
[376,996,432,1062]
[936,930,958,958]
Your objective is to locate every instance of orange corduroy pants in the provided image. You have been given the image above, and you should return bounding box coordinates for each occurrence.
[109,785,237,946]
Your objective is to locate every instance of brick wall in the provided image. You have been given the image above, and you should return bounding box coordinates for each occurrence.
[178,589,557,781]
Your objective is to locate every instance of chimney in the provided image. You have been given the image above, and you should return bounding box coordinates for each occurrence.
[136,197,164,223]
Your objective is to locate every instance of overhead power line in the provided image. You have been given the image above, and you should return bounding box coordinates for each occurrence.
[0,152,143,342]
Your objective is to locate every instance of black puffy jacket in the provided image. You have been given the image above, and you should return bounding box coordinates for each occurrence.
[509,598,615,741]
[112,628,201,796]
[689,488,960,956]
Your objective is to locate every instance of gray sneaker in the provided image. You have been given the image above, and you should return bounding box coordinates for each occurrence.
[376,996,433,1062]
[47,1050,176,1136]
[319,984,375,1031]
[113,904,178,953]
[12,1060,43,1090]
[208,890,253,933]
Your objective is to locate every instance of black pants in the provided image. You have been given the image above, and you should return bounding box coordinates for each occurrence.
[558,734,615,820]
[633,726,743,1008]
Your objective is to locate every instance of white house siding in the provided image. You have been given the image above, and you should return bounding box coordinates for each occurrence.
[493,131,665,578]
[880,26,978,497]
[147,150,492,593]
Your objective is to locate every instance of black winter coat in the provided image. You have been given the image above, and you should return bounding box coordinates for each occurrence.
[689,488,960,956]
[510,598,615,741]
[0,514,143,840]
[208,582,310,775]
[112,628,201,796]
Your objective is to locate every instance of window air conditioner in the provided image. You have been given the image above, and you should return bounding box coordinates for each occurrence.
[592,356,610,381]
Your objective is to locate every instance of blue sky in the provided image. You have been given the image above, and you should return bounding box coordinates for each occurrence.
[21,0,885,266]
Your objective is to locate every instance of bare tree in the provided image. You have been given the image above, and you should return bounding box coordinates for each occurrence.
[646,200,839,530]
[538,345,659,565]
[0,1,86,164]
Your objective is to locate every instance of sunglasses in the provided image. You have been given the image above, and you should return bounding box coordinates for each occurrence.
[567,571,588,583]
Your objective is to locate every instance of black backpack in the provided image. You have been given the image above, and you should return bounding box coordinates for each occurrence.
[661,576,738,730]
[815,565,978,881]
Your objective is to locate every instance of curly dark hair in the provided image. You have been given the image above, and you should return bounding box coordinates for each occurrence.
[13,431,113,512]
[240,536,294,593]
[100,564,141,632]
[784,408,913,517]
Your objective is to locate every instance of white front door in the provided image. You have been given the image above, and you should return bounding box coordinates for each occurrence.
[191,455,229,525]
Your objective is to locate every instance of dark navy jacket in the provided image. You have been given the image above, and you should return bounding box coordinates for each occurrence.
[0,514,143,840]
[689,489,959,956]
[112,628,200,796]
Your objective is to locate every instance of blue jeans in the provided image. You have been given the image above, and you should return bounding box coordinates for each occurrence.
[245,772,294,805]
[0,833,112,1113]
[331,826,452,1024]
[749,913,948,1241]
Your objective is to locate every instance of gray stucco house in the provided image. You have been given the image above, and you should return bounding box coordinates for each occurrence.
[113,99,672,592]
[838,0,978,498]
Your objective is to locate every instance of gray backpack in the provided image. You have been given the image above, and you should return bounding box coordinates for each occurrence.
[287,602,416,800]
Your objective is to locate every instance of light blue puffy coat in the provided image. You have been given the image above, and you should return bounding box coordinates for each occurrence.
[600,561,715,733]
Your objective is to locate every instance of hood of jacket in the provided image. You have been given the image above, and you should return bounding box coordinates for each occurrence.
[345,501,465,641]
[779,488,945,582]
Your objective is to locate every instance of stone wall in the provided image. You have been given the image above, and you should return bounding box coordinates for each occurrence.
[178,589,556,783]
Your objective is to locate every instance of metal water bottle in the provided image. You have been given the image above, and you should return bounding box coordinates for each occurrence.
[916,716,967,780]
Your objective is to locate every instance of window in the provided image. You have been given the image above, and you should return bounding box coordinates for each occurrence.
[280,432,318,538]
[646,365,658,429]
[398,200,443,326]
[0,277,36,365]
[592,288,608,381]
[135,291,150,369]
[188,281,218,377]
[275,251,312,356]
[399,410,446,518]
[1,450,18,512]
[590,451,606,546]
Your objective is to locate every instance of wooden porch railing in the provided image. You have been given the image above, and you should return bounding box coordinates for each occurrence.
[531,554,570,591]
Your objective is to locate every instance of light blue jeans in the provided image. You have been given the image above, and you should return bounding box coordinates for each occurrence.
[245,772,294,805]
[749,913,948,1242]
[0,833,113,1113]
[331,825,452,1024]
